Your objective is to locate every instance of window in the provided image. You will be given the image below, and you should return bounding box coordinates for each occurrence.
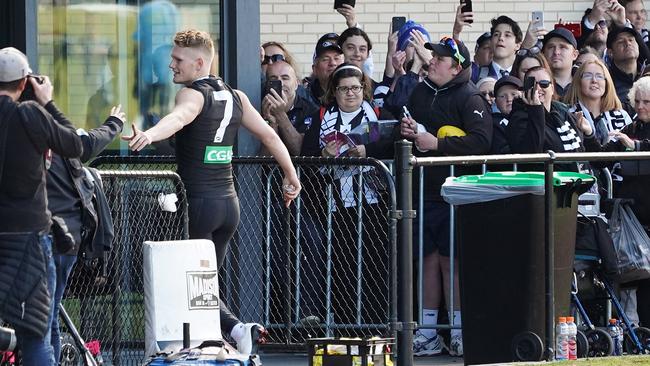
[37,0,221,153]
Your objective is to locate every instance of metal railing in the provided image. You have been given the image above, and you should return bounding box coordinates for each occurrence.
[64,155,396,364]
[393,140,650,364]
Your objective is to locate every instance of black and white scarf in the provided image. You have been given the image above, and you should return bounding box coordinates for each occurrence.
[318,101,380,208]
[571,102,633,145]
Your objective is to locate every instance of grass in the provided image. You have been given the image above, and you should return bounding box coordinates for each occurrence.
[524,355,650,365]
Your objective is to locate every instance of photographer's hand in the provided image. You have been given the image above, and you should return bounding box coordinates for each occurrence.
[31,75,53,106]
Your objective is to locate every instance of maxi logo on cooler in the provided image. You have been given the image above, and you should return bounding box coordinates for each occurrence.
[204,145,233,164]
[186,270,220,310]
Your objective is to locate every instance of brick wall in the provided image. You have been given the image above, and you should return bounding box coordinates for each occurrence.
[260,0,649,81]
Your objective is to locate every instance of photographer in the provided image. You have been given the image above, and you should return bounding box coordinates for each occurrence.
[46,104,125,363]
[0,47,82,365]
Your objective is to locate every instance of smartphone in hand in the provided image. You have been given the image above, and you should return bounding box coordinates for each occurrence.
[532,11,544,30]
[392,16,406,33]
[265,79,283,98]
[460,0,473,24]
[523,76,536,94]
[334,0,356,9]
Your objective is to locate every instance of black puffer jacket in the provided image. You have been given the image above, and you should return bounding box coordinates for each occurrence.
[0,233,51,337]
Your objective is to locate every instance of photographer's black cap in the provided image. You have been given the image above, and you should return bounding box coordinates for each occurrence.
[607,26,639,49]
[543,28,578,49]
[313,33,342,62]
[0,47,32,82]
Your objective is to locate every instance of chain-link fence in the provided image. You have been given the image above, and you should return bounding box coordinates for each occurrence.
[62,168,188,365]
[60,156,396,364]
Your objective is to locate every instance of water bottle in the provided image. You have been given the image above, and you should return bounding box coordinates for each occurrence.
[608,319,622,355]
[566,316,577,360]
[555,317,568,360]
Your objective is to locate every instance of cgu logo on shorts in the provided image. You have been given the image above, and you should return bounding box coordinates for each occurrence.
[204,145,233,164]
[186,270,220,310]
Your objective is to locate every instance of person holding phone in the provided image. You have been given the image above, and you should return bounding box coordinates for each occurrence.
[262,60,317,155]
[383,20,432,117]
[506,63,589,165]
[400,37,492,357]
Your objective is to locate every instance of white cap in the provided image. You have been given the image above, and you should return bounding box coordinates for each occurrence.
[0,47,32,82]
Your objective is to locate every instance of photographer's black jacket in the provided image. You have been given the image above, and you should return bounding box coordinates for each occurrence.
[406,67,493,201]
[0,97,82,232]
[46,103,122,255]
[0,96,82,337]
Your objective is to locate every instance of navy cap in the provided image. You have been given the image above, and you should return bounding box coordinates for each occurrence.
[494,75,523,95]
[313,33,342,62]
[607,26,639,49]
[543,28,578,49]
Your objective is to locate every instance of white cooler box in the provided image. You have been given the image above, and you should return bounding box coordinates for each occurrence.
[143,240,222,356]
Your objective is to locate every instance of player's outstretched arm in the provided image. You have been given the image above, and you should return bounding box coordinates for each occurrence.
[122,87,203,151]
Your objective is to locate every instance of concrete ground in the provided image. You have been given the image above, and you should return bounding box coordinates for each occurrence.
[260,353,464,365]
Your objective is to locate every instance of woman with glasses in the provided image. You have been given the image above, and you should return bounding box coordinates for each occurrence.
[566,59,633,145]
[506,64,590,163]
[511,47,552,81]
[301,63,392,328]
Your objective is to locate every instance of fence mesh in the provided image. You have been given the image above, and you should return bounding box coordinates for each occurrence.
[57,156,395,364]
[62,170,188,365]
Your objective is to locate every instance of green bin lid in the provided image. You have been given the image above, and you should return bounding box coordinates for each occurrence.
[452,171,595,187]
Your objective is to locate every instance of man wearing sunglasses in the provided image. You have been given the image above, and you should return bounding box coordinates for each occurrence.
[400,37,492,358]
[578,0,629,61]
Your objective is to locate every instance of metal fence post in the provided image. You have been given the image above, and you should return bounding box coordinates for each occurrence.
[544,151,556,361]
[394,140,415,365]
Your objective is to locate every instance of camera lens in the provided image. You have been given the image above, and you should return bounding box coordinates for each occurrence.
[0,326,16,351]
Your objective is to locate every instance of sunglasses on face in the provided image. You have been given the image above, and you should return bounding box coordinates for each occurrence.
[481,91,495,98]
[516,46,541,58]
[596,19,608,29]
[537,80,552,89]
[262,54,285,65]
[581,72,606,81]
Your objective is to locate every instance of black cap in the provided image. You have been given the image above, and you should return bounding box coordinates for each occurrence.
[424,37,471,69]
[313,33,342,62]
[494,75,523,95]
[607,26,639,49]
[543,28,578,49]
[476,32,492,46]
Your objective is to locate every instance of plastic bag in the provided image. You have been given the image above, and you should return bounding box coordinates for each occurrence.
[440,176,544,205]
[609,199,650,283]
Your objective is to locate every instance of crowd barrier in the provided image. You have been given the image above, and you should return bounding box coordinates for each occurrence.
[59,156,396,365]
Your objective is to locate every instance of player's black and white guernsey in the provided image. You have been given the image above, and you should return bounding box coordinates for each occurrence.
[176,76,243,198]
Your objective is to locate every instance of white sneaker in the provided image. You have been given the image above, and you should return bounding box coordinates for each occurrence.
[448,334,463,357]
[413,332,443,356]
[236,323,267,355]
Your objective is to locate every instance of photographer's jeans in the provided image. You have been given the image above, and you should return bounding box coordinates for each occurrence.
[51,254,77,363]
[15,234,56,366]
